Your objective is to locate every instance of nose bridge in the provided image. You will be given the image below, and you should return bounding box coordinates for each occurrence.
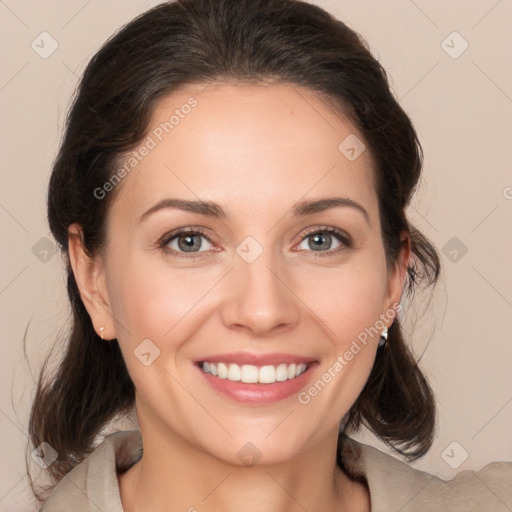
[221,240,300,335]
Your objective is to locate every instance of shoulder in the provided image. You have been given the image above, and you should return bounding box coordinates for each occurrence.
[40,429,142,512]
[339,434,512,512]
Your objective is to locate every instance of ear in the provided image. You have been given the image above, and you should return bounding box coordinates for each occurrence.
[68,223,116,340]
[382,229,411,324]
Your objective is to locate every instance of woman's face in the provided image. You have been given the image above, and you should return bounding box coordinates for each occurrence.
[73,82,408,465]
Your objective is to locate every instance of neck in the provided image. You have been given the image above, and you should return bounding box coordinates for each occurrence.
[118,413,369,512]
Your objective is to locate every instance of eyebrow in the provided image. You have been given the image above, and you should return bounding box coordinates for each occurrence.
[139,196,370,224]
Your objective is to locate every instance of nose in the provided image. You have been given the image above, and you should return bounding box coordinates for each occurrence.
[220,251,301,338]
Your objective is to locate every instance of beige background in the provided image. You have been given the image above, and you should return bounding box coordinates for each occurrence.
[1,0,511,510]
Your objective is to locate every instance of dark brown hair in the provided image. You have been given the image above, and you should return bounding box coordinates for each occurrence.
[29,0,440,501]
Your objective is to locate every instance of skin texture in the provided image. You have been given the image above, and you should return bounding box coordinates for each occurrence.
[68,82,410,512]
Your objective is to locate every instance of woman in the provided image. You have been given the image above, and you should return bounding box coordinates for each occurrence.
[29,0,511,510]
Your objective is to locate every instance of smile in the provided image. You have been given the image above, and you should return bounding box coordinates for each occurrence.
[200,361,308,384]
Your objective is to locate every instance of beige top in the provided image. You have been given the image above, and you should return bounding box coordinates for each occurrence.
[40,429,511,511]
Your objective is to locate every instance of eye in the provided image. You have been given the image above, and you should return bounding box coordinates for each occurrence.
[295,227,351,257]
[158,226,352,260]
[160,228,215,259]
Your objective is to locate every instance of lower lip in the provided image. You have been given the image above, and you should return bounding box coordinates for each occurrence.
[195,363,317,404]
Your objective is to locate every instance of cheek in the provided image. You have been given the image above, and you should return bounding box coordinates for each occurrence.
[296,255,389,344]
[106,260,203,402]
[295,266,384,418]
[108,256,213,340]
[293,251,388,402]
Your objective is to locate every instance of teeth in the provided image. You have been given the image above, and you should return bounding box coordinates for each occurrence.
[201,361,308,384]
[217,362,228,379]
[228,363,241,381]
[259,365,275,384]
[241,364,259,383]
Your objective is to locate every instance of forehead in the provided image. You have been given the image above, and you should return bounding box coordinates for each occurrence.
[110,82,378,225]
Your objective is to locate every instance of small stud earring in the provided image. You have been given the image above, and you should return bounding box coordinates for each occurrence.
[378,327,388,348]
[99,327,104,340]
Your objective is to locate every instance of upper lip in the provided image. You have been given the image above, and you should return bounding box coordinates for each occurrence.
[195,352,316,366]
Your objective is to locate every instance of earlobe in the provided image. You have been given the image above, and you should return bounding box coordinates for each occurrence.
[68,223,116,340]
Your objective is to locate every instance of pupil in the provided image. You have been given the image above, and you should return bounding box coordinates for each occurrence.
[311,232,330,251]
[179,234,200,252]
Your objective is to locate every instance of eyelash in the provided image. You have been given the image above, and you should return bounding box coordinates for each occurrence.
[158,226,352,260]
